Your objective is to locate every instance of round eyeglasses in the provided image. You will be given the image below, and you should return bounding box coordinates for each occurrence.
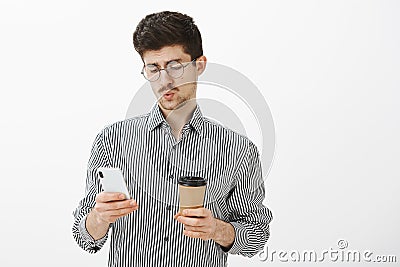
[141,59,197,82]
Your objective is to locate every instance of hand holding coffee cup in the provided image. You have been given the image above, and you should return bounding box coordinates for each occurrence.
[174,178,224,242]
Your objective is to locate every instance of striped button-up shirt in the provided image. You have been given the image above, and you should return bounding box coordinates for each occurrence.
[72,104,272,267]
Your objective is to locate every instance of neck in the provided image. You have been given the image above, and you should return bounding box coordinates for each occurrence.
[159,99,197,133]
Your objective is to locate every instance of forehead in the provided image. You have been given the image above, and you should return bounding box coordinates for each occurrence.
[142,45,191,65]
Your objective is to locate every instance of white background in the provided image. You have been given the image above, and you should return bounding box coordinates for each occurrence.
[0,0,399,266]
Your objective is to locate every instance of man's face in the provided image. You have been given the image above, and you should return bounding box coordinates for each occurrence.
[142,45,205,111]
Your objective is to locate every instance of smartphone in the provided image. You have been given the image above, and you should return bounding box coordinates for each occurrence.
[97,167,131,199]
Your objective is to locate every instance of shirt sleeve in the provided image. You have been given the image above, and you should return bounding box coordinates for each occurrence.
[222,141,273,257]
[72,129,112,253]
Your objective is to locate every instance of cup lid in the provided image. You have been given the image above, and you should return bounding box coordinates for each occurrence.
[178,176,207,187]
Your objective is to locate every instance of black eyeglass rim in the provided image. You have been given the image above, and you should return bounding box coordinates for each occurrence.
[140,58,198,82]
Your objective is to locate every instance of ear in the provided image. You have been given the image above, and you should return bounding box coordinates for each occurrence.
[195,55,207,76]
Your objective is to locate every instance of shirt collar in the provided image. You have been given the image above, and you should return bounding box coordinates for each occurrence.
[147,104,166,131]
[189,104,204,136]
[147,103,204,136]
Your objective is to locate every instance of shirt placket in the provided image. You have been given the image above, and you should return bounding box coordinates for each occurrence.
[163,122,192,179]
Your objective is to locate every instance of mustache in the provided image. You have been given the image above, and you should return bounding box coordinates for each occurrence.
[158,85,178,95]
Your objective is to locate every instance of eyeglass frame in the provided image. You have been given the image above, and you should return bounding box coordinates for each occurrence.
[140,58,198,82]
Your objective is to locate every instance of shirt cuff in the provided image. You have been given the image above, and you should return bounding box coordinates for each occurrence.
[220,221,249,254]
[79,214,109,250]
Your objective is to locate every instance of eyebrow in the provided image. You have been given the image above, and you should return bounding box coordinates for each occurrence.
[145,58,182,67]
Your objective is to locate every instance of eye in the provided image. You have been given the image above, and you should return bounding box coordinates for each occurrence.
[167,61,183,70]
[146,65,159,73]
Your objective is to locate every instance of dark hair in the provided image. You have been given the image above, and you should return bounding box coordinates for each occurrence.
[133,11,203,60]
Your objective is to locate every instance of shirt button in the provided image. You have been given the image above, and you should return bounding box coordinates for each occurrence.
[164,236,169,242]
[166,205,171,211]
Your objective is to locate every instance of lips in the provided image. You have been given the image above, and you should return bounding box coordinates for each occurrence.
[162,89,176,100]
[163,92,174,100]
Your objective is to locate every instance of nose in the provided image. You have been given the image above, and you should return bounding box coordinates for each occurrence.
[158,69,174,89]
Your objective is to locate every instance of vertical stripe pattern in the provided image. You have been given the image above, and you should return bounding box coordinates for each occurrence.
[72,104,273,267]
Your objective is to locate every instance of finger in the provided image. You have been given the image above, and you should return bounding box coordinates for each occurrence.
[96,199,138,212]
[182,208,208,217]
[96,192,127,203]
[183,230,204,239]
[96,206,138,223]
[173,212,182,220]
[177,216,205,227]
[183,225,207,233]
[105,199,138,211]
[104,205,138,218]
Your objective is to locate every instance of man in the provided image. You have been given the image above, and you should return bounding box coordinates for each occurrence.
[72,11,272,266]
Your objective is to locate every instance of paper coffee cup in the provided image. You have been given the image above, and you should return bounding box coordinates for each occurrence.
[178,176,207,214]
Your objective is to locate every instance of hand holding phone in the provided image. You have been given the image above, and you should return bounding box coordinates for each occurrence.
[90,167,138,225]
